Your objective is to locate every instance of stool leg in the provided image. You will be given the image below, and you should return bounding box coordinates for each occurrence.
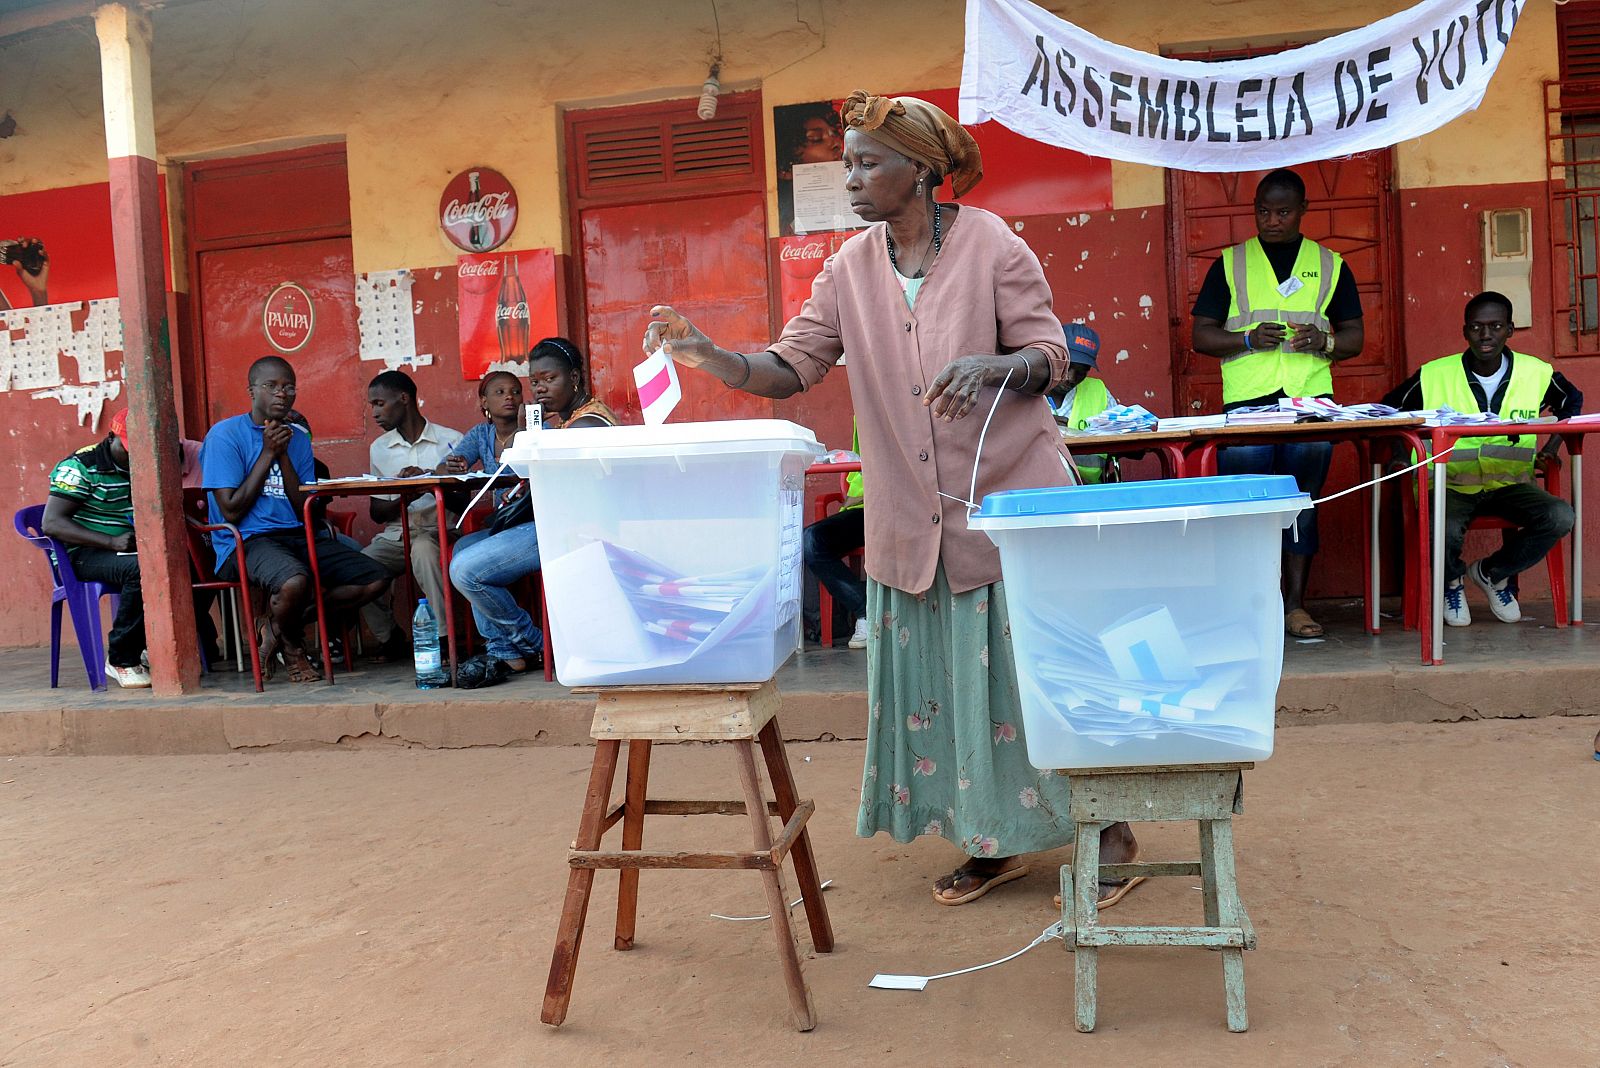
[733,739,816,1032]
[1072,820,1103,1033]
[542,739,622,1027]
[614,739,652,951]
[757,719,834,953]
[1199,820,1220,930]
[1202,817,1249,1032]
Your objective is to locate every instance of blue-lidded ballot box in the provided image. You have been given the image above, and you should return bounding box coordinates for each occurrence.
[969,475,1311,770]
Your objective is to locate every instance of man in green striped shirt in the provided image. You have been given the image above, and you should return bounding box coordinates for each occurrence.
[42,409,148,688]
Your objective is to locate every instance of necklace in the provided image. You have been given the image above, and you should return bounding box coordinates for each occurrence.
[493,424,517,451]
[886,201,942,278]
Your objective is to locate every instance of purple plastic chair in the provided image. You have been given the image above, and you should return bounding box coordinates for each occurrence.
[13,504,120,692]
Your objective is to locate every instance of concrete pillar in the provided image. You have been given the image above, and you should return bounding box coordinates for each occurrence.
[95,3,200,694]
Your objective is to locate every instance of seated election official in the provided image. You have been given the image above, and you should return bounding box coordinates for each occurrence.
[202,356,390,683]
[1383,292,1580,626]
[1046,322,1118,483]
[1190,168,1365,639]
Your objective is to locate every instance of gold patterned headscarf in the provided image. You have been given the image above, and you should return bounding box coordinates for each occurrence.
[840,90,983,199]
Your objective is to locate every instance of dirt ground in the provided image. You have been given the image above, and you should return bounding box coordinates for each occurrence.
[1,717,1597,1067]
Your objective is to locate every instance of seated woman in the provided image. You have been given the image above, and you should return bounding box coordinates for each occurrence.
[444,369,525,479]
[450,337,619,688]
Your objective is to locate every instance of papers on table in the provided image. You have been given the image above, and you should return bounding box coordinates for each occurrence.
[1417,405,1558,427]
[1023,601,1270,751]
[1275,397,1399,421]
[1083,404,1158,434]
[1156,414,1226,432]
[1224,408,1299,426]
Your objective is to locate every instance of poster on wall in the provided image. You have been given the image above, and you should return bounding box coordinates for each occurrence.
[775,232,852,324]
[773,90,1112,235]
[456,247,558,381]
[0,181,165,310]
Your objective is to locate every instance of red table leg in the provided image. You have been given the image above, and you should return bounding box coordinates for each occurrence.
[302,493,336,684]
[433,487,460,683]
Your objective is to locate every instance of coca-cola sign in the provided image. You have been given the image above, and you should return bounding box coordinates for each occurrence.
[261,282,315,353]
[457,248,557,381]
[439,167,518,253]
[778,239,831,262]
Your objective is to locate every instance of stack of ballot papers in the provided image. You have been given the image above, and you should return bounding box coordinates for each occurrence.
[1277,398,1400,421]
[1224,407,1299,426]
[1417,405,1513,426]
[1083,404,1159,433]
[1022,602,1271,751]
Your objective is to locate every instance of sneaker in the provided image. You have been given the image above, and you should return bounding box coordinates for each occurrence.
[1468,560,1521,623]
[105,661,152,688]
[847,617,869,650]
[1443,578,1471,627]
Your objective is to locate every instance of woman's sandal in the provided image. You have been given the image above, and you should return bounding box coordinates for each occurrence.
[1052,876,1148,911]
[932,861,1031,906]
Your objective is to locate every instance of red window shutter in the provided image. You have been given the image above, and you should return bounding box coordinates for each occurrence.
[1559,2,1600,109]
[573,101,758,203]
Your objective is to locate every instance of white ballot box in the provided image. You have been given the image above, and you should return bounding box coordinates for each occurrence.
[502,420,823,686]
[969,475,1310,769]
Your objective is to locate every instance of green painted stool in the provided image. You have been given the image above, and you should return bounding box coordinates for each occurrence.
[1059,762,1256,1033]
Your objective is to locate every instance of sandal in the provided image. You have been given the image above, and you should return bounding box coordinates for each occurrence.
[1285,608,1324,638]
[932,860,1031,906]
[1053,876,1149,911]
[281,647,321,684]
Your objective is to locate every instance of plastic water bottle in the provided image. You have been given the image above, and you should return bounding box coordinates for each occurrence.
[413,598,447,689]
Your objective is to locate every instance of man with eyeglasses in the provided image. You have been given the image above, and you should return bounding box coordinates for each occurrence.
[1383,291,1582,627]
[200,356,390,683]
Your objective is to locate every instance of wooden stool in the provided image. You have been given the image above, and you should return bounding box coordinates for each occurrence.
[541,681,834,1032]
[1060,762,1256,1033]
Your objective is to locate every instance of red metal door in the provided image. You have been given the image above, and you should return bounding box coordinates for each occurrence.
[580,194,773,423]
[196,238,364,441]
[566,93,771,425]
[1168,154,1402,415]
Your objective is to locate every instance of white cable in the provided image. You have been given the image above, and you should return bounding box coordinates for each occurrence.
[709,879,834,921]
[869,921,1064,990]
[966,367,1015,519]
[1310,442,1454,506]
[454,461,513,528]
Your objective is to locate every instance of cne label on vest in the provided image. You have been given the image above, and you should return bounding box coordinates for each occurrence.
[1276,275,1304,299]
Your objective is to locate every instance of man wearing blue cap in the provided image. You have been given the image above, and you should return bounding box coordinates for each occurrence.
[1048,322,1118,483]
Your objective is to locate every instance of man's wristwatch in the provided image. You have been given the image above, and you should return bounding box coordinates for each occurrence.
[1322,330,1336,354]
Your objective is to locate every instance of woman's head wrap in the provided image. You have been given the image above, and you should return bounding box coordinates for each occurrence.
[840,90,983,199]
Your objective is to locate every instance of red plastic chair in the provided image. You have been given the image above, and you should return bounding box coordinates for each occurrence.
[183,514,265,693]
[813,473,865,649]
[1403,461,1568,629]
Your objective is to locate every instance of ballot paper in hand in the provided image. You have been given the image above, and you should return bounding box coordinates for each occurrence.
[633,345,682,425]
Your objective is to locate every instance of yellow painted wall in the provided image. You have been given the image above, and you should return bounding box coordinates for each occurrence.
[0,0,1560,263]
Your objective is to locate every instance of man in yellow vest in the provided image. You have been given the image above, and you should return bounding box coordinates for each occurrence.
[1047,322,1117,483]
[1190,168,1366,639]
[1382,292,1580,626]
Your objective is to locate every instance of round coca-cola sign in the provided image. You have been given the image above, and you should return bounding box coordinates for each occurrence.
[440,168,518,253]
[261,282,315,353]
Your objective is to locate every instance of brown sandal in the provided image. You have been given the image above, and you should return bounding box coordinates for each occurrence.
[933,861,1030,906]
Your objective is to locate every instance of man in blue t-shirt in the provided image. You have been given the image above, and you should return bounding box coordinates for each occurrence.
[202,356,389,683]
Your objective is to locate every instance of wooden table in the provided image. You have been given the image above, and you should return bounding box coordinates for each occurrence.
[1424,420,1599,664]
[300,472,519,684]
[1060,427,1194,480]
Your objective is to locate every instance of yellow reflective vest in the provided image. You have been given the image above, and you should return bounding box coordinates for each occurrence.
[1059,377,1111,483]
[1220,237,1343,405]
[1418,351,1552,494]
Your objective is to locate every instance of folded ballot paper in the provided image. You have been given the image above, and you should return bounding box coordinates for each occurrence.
[1023,602,1270,750]
[540,540,773,676]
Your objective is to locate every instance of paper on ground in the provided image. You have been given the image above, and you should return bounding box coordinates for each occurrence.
[632,345,682,425]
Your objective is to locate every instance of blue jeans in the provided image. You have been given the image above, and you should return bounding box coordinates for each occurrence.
[448,524,543,662]
[1218,442,1332,556]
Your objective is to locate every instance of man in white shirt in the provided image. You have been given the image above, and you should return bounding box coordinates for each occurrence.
[361,370,463,659]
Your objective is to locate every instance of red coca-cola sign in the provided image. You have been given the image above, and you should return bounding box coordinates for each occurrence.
[457,248,557,381]
[775,234,847,325]
[439,167,518,253]
[261,282,314,353]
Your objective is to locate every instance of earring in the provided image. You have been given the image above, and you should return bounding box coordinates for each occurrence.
[916,178,924,196]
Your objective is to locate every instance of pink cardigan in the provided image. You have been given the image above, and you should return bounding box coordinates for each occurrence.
[771,206,1074,595]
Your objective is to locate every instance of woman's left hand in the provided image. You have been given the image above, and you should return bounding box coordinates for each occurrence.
[925,355,999,421]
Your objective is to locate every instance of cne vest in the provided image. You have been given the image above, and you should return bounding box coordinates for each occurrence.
[1418,350,1552,494]
[1220,237,1343,405]
[1063,377,1112,483]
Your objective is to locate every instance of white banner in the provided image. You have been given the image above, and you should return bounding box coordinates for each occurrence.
[959,0,1524,172]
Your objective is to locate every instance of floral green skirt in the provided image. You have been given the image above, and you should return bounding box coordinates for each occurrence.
[855,564,1076,858]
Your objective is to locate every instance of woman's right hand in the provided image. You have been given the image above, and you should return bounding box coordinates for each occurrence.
[644,305,718,370]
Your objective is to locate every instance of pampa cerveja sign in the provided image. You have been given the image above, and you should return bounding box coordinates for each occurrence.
[262,282,315,354]
[959,0,1524,172]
